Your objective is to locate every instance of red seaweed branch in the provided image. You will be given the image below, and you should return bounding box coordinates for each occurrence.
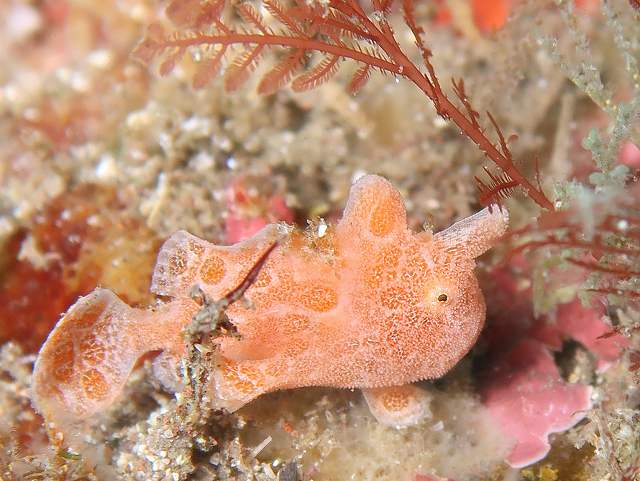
[133,0,555,210]
[505,191,640,301]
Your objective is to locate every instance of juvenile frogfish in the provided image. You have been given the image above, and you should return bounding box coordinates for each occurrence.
[32,175,508,430]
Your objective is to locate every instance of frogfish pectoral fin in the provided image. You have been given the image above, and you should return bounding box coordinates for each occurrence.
[362,384,432,428]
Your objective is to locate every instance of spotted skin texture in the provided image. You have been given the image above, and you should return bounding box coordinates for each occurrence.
[31,175,508,429]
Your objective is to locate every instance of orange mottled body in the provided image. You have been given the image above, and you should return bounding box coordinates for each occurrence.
[32,175,508,430]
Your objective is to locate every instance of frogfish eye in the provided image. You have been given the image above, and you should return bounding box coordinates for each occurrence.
[437,293,448,303]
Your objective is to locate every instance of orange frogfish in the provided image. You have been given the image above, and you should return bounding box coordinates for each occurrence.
[32,175,508,430]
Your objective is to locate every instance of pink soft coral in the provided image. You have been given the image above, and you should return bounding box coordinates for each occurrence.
[32,175,508,431]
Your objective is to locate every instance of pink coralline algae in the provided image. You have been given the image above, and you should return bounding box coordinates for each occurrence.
[481,260,628,468]
[31,175,508,432]
[533,298,630,371]
[619,140,640,169]
[223,178,294,244]
[481,339,593,468]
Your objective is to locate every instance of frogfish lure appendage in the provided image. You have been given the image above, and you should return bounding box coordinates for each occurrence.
[31,175,508,430]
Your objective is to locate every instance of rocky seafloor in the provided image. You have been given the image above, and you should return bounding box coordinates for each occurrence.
[1,0,640,480]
